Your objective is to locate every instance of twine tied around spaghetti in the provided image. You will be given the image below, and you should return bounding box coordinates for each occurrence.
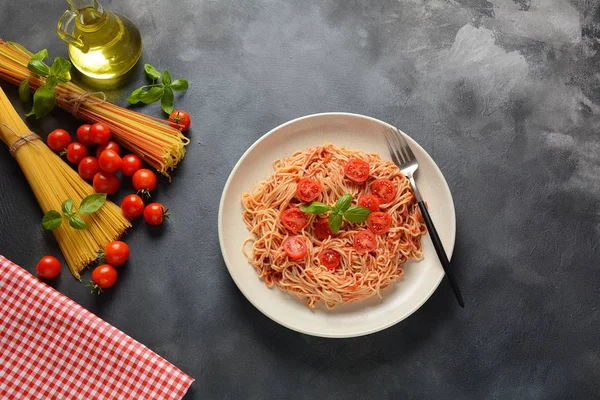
[58,91,106,117]
[1,124,41,156]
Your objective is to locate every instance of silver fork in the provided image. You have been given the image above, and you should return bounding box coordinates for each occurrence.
[383,128,464,308]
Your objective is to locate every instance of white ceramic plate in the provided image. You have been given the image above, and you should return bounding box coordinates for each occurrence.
[218,113,455,338]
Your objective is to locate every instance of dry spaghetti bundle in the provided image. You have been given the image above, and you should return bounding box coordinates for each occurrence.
[0,87,131,279]
[0,40,188,177]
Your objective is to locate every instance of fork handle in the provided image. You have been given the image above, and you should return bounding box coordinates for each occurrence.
[418,201,465,308]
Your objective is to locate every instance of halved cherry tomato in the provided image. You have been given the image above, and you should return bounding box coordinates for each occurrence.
[105,241,129,266]
[358,194,380,212]
[66,142,88,164]
[283,236,308,260]
[89,122,111,145]
[314,218,335,240]
[344,158,370,183]
[132,169,157,193]
[367,212,392,234]
[91,264,118,289]
[168,110,191,132]
[121,154,143,176]
[296,178,322,202]
[93,172,120,194]
[143,202,169,225]
[47,129,72,152]
[121,194,145,218]
[318,249,341,270]
[353,230,377,253]
[280,208,308,233]
[98,149,122,173]
[370,179,397,203]
[76,124,94,146]
[78,156,100,180]
[96,141,120,158]
[36,256,61,279]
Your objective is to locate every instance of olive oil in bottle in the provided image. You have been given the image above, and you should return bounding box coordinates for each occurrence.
[57,0,142,80]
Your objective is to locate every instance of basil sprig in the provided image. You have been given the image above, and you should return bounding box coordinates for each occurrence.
[42,193,107,231]
[20,49,72,119]
[126,64,188,114]
[299,194,371,234]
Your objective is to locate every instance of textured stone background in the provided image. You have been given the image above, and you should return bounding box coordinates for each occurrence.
[1,0,600,398]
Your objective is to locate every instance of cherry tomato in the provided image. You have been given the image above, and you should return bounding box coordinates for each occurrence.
[283,236,308,260]
[280,208,308,233]
[367,212,392,235]
[370,179,397,203]
[318,249,341,270]
[132,169,157,194]
[76,124,94,146]
[314,218,335,240]
[66,142,89,164]
[91,264,118,289]
[353,230,377,253]
[89,122,111,145]
[98,149,122,173]
[121,194,145,218]
[358,194,380,212]
[96,141,120,158]
[344,158,370,183]
[46,129,72,152]
[296,178,322,202]
[36,256,61,279]
[105,241,130,266]
[143,202,169,225]
[93,172,120,194]
[78,156,100,180]
[168,110,191,132]
[121,154,143,176]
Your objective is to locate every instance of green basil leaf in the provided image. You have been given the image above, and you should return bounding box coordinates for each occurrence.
[19,79,30,102]
[79,193,107,215]
[343,205,371,223]
[144,64,161,80]
[299,202,332,214]
[41,210,63,230]
[45,75,59,89]
[62,198,75,217]
[162,69,171,85]
[30,84,56,119]
[126,87,144,104]
[31,49,49,61]
[50,57,71,78]
[334,194,352,213]
[28,59,50,77]
[140,87,164,104]
[69,215,87,230]
[170,79,188,92]
[161,87,174,114]
[328,212,343,234]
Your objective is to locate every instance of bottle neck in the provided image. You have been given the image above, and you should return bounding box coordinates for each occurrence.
[67,0,105,25]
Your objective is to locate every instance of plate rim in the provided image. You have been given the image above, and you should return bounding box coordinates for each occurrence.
[218,112,456,338]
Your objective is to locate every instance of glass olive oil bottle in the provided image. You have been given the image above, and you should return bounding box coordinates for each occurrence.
[57,0,142,79]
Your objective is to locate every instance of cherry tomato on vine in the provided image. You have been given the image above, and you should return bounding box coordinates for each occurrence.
[121,154,142,176]
[36,256,61,279]
[143,202,169,225]
[96,141,120,158]
[91,264,118,289]
[47,129,72,152]
[98,149,122,173]
[66,142,88,164]
[168,110,191,132]
[78,156,100,180]
[105,241,130,266]
[121,194,145,218]
[89,122,111,145]
[93,172,120,194]
[132,169,157,194]
[76,124,94,146]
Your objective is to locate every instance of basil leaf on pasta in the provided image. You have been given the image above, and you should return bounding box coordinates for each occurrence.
[334,194,352,213]
[299,202,331,214]
[328,212,343,234]
[344,205,371,223]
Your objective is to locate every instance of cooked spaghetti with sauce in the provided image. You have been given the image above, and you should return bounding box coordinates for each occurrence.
[242,143,426,309]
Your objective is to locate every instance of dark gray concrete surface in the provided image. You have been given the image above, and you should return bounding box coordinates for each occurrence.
[2,0,600,399]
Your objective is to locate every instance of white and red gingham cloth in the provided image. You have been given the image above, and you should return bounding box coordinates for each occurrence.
[0,255,194,399]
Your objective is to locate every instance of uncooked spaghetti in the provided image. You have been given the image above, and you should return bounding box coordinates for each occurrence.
[0,86,131,280]
[242,143,426,309]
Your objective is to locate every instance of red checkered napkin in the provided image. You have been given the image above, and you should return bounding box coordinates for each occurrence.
[0,255,194,399]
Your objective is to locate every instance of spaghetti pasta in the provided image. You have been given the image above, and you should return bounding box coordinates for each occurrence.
[242,143,427,309]
[0,86,131,280]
